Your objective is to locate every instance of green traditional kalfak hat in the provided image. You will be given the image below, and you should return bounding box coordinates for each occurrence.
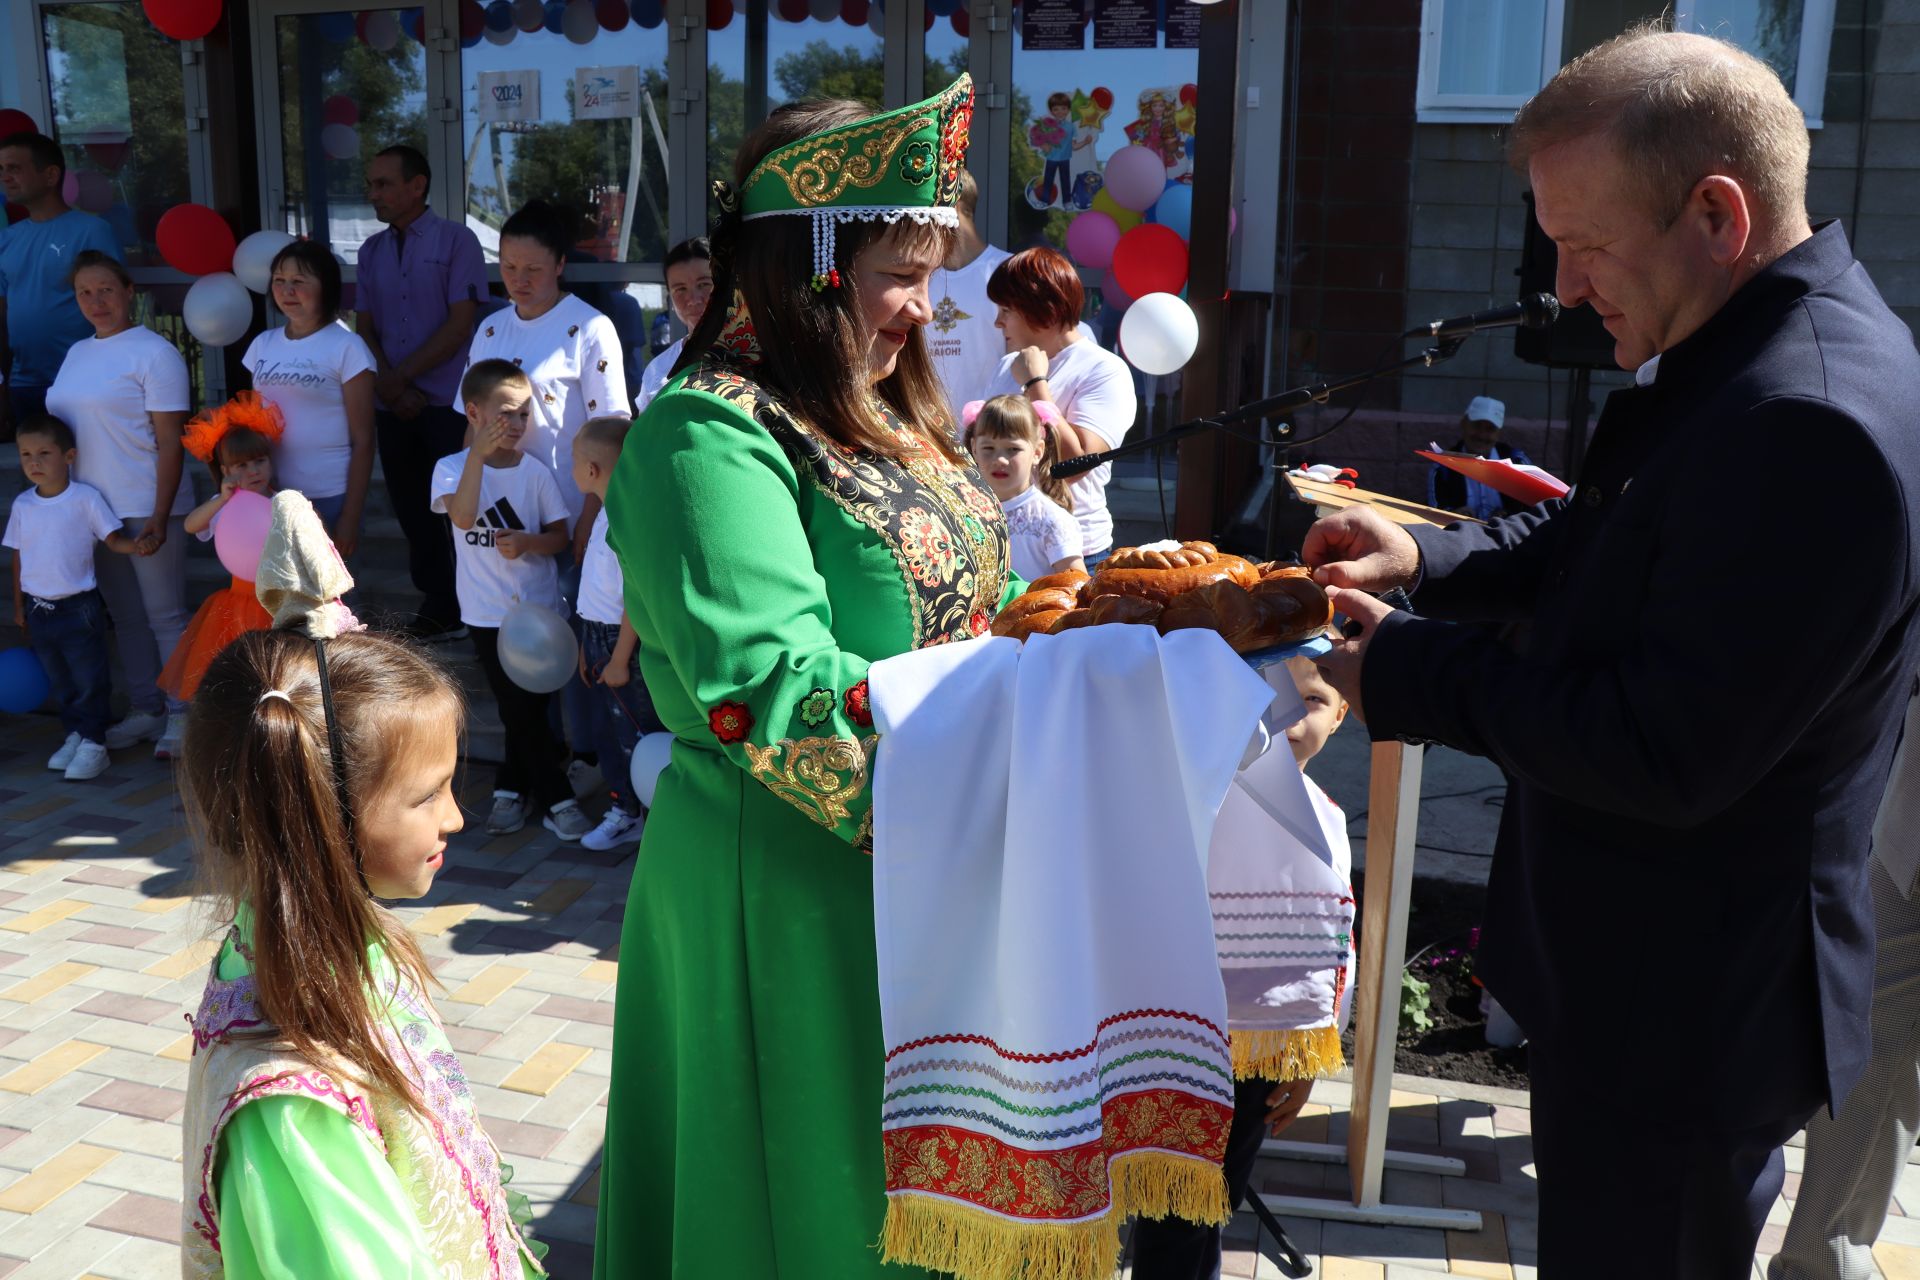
[735,73,974,293]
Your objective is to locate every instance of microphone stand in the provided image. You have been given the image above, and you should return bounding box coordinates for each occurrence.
[1050,336,1467,560]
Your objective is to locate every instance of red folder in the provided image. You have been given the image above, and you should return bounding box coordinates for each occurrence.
[1416,448,1569,506]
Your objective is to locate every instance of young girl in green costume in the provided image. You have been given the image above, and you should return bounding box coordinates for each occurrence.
[594,77,1019,1277]
[177,569,545,1277]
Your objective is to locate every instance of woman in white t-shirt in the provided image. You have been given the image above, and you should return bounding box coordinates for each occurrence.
[46,250,193,756]
[454,200,627,549]
[983,246,1138,565]
[241,240,376,555]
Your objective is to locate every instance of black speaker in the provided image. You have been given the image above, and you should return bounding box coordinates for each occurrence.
[1515,191,1618,369]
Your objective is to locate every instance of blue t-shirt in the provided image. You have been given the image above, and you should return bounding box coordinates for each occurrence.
[0,209,122,390]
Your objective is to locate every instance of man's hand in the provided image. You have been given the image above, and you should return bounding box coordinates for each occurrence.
[134,516,167,557]
[1263,1078,1314,1138]
[1314,586,1394,725]
[374,368,410,409]
[394,385,429,420]
[1302,507,1420,593]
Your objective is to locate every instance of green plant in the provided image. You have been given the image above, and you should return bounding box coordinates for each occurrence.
[1400,969,1434,1034]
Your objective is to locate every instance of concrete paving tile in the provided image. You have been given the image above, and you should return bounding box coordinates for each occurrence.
[534,994,615,1026]
[442,1023,500,1055]
[456,986,548,1034]
[0,962,97,1006]
[448,962,529,1007]
[0,1040,107,1095]
[9,1224,133,1280]
[1321,1260,1385,1280]
[1446,1210,1511,1278]
[483,1013,569,1066]
[528,1198,599,1245]
[72,989,174,1026]
[83,1235,181,1280]
[580,958,617,985]
[0,900,89,934]
[69,967,172,999]
[519,1069,608,1129]
[1380,1169,1445,1209]
[1878,1213,1920,1248]
[0,1142,118,1213]
[138,940,217,982]
[1877,1241,1920,1280]
[1490,1105,1530,1135]
[60,867,148,891]
[468,1080,543,1126]
[79,1080,186,1123]
[502,1042,591,1096]
[79,1115,182,1162]
[1322,1221,1449,1269]
[155,1035,192,1063]
[523,878,592,916]
[83,1049,187,1091]
[83,1151,181,1197]
[62,1019,177,1057]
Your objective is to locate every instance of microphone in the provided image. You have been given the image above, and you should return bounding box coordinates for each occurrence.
[1406,293,1560,340]
[1051,451,1110,480]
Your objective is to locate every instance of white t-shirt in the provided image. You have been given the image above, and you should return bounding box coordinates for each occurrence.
[636,337,683,414]
[429,449,568,628]
[926,246,1011,423]
[1000,486,1083,584]
[577,508,626,625]
[45,326,192,520]
[453,294,628,523]
[241,320,376,500]
[986,339,1137,556]
[3,481,122,599]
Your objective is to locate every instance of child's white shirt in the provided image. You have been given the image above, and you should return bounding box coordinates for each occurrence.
[999,486,1083,583]
[429,449,568,628]
[576,507,625,626]
[3,481,122,599]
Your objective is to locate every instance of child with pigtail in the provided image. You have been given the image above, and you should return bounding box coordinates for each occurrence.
[963,392,1085,582]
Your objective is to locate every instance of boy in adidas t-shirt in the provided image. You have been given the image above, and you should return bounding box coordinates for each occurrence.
[432,359,586,839]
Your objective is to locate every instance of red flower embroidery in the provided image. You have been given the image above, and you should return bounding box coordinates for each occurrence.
[708,700,754,744]
[844,680,873,728]
[970,611,990,636]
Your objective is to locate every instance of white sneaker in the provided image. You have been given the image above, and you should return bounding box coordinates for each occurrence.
[64,741,110,782]
[47,732,82,771]
[542,799,593,842]
[580,809,644,851]
[486,791,528,835]
[566,758,600,800]
[152,713,188,761]
[104,712,166,750]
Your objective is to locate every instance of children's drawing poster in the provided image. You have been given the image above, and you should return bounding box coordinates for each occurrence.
[1024,86,1113,212]
[1123,84,1197,186]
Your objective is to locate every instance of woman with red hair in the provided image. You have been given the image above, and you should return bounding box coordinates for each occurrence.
[985,245,1138,565]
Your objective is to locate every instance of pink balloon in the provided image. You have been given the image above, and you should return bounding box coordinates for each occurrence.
[1100,271,1134,313]
[1103,145,1168,213]
[73,171,113,213]
[215,490,274,582]
[321,94,359,127]
[1065,210,1122,272]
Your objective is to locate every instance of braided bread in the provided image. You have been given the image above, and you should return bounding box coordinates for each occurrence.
[1083,540,1261,606]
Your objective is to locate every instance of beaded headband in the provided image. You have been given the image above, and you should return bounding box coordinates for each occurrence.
[736,74,974,294]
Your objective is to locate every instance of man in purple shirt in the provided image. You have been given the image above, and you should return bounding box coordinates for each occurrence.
[356,143,487,641]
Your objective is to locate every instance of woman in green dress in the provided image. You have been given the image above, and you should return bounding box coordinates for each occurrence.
[594,78,1015,1277]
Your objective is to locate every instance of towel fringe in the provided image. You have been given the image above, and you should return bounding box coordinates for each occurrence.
[1228,1025,1345,1082]
[879,1150,1230,1280]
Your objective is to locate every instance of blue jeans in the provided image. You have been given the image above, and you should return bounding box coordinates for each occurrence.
[26,590,113,744]
[579,618,664,815]
[1083,545,1112,569]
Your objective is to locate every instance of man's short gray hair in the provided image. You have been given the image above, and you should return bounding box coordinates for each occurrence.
[1508,26,1809,228]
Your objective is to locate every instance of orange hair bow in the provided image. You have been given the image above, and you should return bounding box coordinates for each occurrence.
[183,391,286,464]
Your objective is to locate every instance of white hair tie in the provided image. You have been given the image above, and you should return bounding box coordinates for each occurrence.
[257,689,294,707]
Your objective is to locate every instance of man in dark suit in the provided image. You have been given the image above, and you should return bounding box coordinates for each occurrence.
[1307,29,1920,1280]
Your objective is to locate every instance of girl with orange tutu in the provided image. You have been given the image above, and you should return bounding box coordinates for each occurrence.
[157,395,282,702]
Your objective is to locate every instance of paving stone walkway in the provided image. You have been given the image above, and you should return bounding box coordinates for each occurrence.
[0,711,1912,1279]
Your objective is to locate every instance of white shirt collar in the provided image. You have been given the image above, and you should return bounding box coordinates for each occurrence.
[1635,354,1662,387]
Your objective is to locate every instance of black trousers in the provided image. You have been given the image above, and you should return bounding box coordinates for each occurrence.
[376,404,467,625]
[470,625,570,812]
[1530,1038,1811,1280]
[1129,1076,1278,1280]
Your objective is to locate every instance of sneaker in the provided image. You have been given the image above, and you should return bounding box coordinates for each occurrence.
[47,732,82,771]
[64,741,110,782]
[152,713,188,761]
[402,615,469,645]
[104,711,166,750]
[486,791,528,835]
[541,799,593,842]
[580,808,644,852]
[566,758,601,800]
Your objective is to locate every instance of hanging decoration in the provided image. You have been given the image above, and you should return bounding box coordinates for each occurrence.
[142,0,223,41]
[156,203,237,276]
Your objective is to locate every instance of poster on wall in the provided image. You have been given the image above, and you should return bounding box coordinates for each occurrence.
[477,69,541,124]
[1024,86,1113,212]
[576,66,641,120]
[1165,0,1204,49]
[1093,0,1156,49]
[1123,85,1197,186]
[1022,0,1087,51]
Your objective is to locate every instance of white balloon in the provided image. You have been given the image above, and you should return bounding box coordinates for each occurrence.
[809,0,838,19]
[232,230,296,294]
[483,20,516,43]
[629,732,675,809]
[362,9,401,49]
[320,122,360,161]
[497,602,578,693]
[1119,291,1200,376]
[562,0,598,42]
[183,273,254,348]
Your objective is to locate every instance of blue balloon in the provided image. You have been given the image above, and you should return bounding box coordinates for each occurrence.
[630,0,664,26]
[0,649,50,715]
[402,7,424,40]
[484,0,514,30]
[315,11,355,41]
[544,0,567,32]
[927,0,958,13]
[1153,184,1193,240]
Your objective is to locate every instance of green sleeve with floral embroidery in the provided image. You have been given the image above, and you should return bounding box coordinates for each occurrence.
[609,388,880,847]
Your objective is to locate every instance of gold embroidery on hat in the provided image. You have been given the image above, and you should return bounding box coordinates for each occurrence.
[745,109,940,210]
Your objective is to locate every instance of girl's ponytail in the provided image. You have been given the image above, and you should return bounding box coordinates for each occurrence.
[966,394,1076,514]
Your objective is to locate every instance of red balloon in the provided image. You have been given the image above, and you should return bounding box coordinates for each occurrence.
[841,0,867,23]
[354,10,371,40]
[0,109,36,139]
[156,203,237,276]
[1111,224,1189,300]
[775,0,806,19]
[1179,83,1198,107]
[87,140,129,172]
[706,0,732,28]
[143,0,222,41]
[951,7,968,35]
[1091,87,1113,112]
[321,94,359,127]
[596,0,628,28]
[459,0,486,39]
[923,6,933,29]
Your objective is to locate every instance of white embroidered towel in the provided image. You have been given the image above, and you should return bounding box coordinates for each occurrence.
[869,624,1274,1280]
